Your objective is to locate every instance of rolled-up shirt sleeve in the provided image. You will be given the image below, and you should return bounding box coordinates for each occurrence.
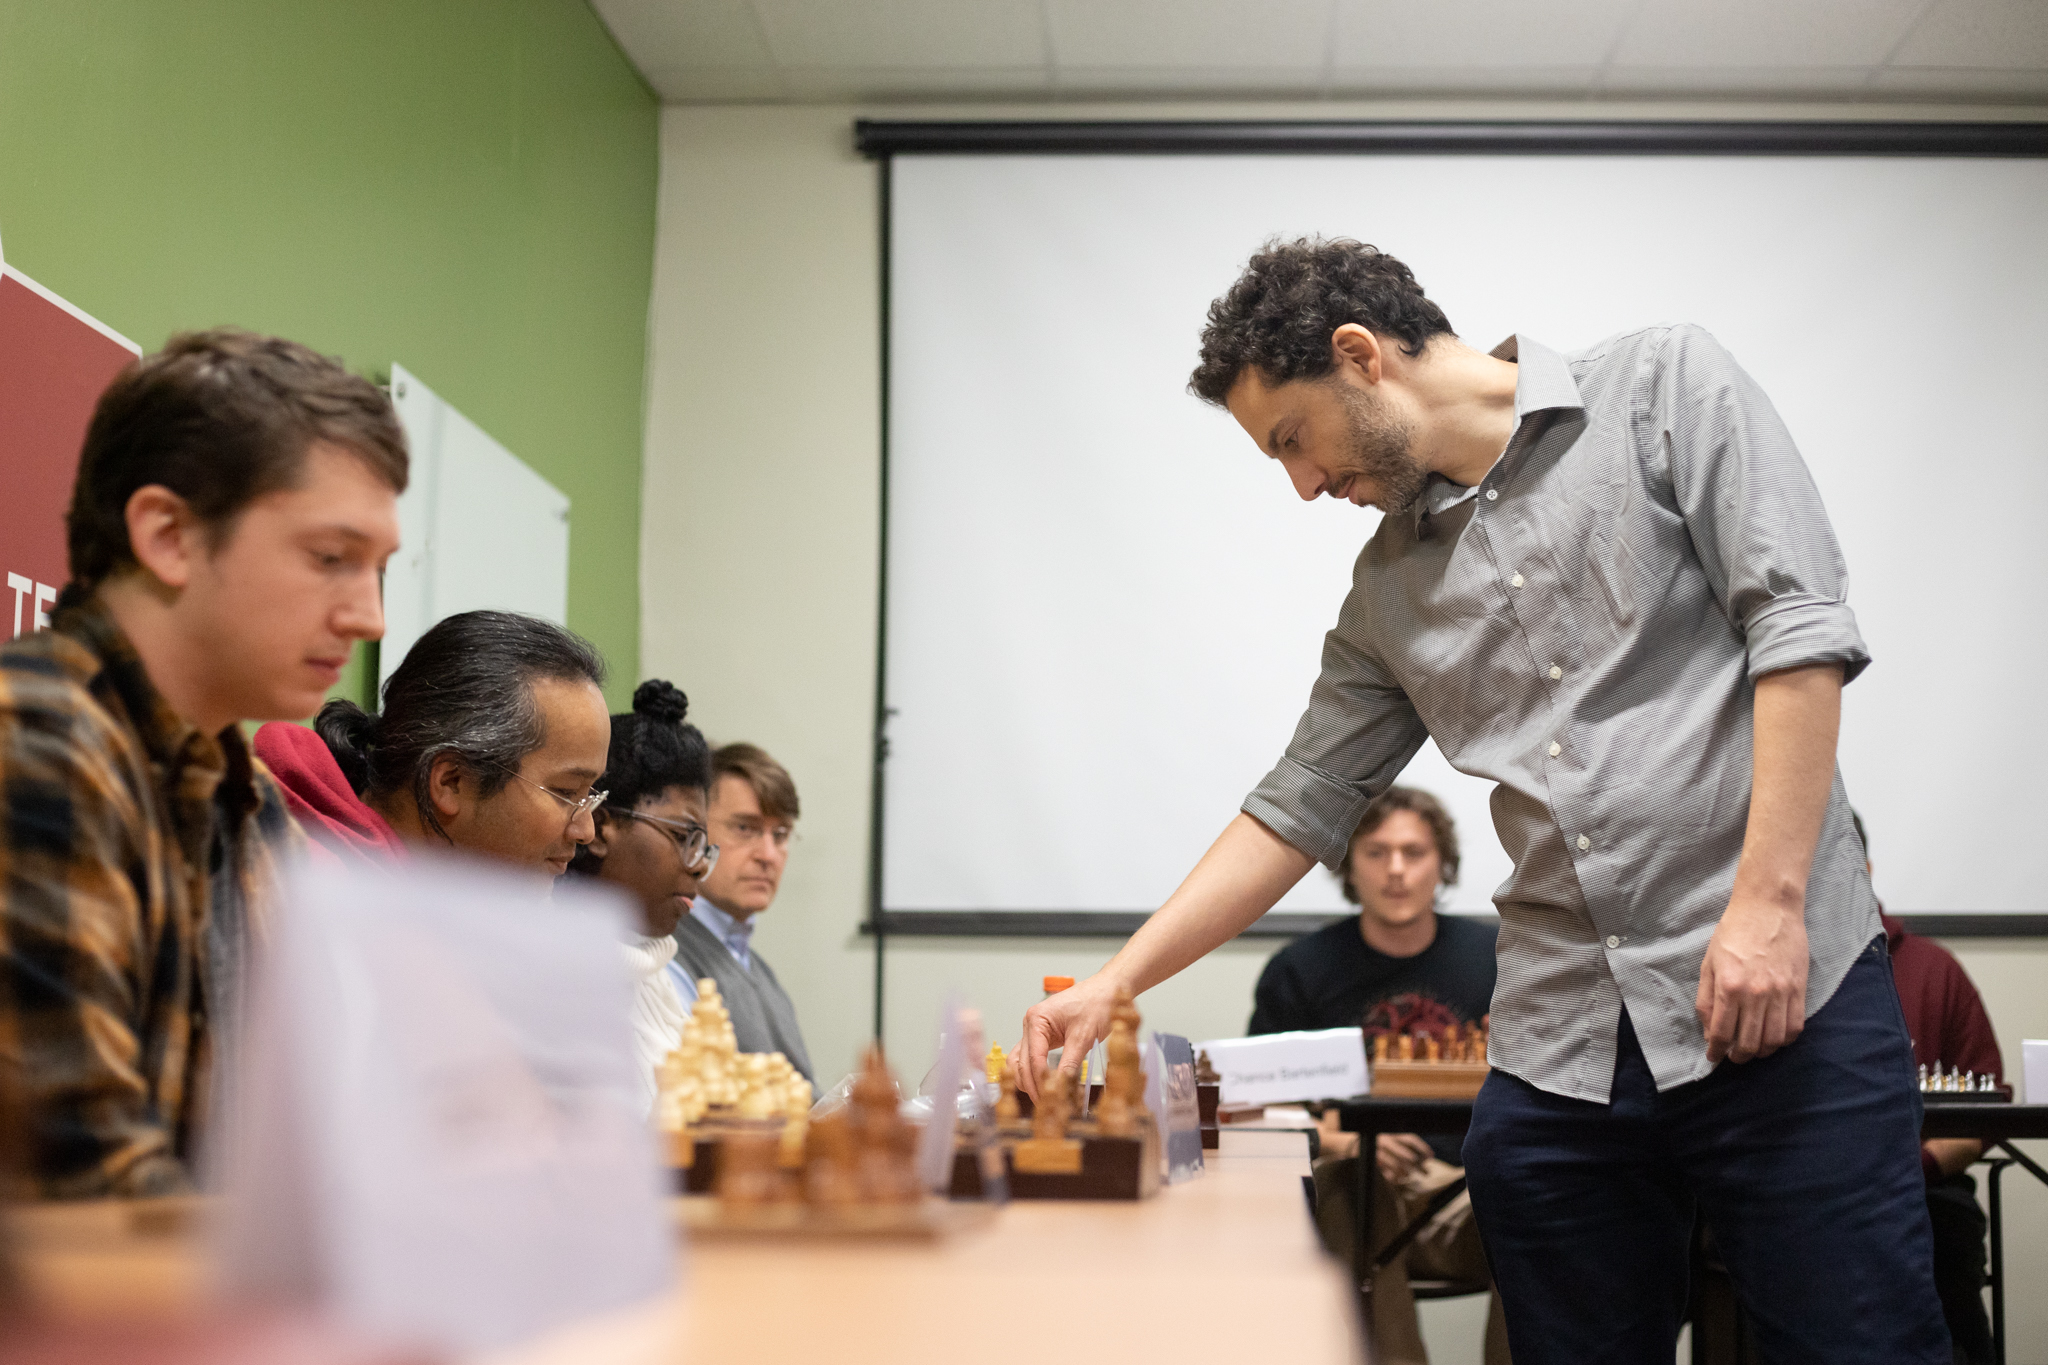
[1242,596,1430,870]
[1652,324,1871,684]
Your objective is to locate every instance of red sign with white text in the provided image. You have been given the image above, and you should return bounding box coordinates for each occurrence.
[0,267,140,638]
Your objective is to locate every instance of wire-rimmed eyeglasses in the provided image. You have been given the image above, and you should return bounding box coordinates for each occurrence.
[487,761,608,828]
[616,808,720,874]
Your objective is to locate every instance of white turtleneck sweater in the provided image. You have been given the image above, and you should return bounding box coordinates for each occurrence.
[621,934,690,1118]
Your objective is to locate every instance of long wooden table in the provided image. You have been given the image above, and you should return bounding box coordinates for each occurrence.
[6,1130,1360,1365]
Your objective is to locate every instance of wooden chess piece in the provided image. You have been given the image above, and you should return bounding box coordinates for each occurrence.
[1014,1066,1083,1174]
[1372,1033,1390,1064]
[996,1057,1023,1126]
[849,1045,919,1204]
[802,1111,860,1206]
[986,1042,1008,1087]
[1398,1033,1415,1062]
[1096,988,1149,1138]
[1424,1036,1441,1063]
[1195,1049,1221,1086]
[717,1130,791,1207]
[736,1053,778,1119]
[1034,1068,1073,1141]
[779,1075,813,1168]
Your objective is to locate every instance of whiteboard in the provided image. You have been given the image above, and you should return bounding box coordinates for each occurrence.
[382,364,569,689]
[881,151,2048,919]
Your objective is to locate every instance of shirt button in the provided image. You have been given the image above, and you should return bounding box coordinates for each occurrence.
[1510,573,1524,589]
[1605,935,1621,949]
[1485,488,1499,501]
[1548,741,1562,757]
[1577,834,1591,851]
[1548,664,1562,680]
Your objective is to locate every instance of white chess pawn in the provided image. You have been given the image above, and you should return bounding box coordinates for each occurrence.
[1918,1064,1929,1091]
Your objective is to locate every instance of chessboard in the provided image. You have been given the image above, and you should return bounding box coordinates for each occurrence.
[1369,1057,1489,1100]
[1368,1022,1489,1100]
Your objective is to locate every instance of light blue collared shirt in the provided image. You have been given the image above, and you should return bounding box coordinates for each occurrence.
[666,896,755,1004]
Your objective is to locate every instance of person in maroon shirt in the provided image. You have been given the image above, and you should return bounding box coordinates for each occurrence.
[1859,811,2003,1365]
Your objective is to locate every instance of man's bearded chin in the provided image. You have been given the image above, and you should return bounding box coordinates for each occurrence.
[1337,382,1428,515]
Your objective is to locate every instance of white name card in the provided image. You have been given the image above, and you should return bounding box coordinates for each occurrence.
[212,854,675,1354]
[2024,1039,2048,1103]
[1194,1028,1369,1107]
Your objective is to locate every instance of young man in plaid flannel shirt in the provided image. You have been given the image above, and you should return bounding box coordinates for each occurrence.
[0,330,405,1198]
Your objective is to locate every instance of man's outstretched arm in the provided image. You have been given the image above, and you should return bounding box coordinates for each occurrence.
[1014,811,1313,1100]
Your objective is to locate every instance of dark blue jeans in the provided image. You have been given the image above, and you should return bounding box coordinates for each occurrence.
[1463,937,1950,1363]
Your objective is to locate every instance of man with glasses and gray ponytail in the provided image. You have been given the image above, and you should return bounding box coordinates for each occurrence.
[255,608,611,881]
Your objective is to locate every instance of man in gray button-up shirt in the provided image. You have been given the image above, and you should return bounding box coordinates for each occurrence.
[1019,240,1948,1363]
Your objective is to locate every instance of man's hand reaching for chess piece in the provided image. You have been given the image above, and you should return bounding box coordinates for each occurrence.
[1017,973,1122,1101]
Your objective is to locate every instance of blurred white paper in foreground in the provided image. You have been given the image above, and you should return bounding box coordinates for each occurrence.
[212,853,675,1354]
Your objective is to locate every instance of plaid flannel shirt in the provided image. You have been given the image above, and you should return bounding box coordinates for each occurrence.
[0,595,297,1199]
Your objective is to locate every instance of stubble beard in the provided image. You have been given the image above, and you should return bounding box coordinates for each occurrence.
[1335,381,1429,516]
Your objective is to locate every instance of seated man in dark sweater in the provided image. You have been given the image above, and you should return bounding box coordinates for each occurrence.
[1251,786,1504,1365]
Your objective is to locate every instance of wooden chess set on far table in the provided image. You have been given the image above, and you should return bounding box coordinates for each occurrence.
[1367,1021,1490,1100]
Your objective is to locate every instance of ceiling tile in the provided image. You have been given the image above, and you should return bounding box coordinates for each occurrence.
[1866,65,2048,96]
[749,0,1046,68]
[1598,64,1882,96]
[1615,0,1927,67]
[1890,0,2048,69]
[1052,65,1328,95]
[588,0,774,73]
[642,65,787,101]
[1333,0,1633,68]
[775,65,1055,100]
[1045,0,1331,69]
[1326,64,1600,96]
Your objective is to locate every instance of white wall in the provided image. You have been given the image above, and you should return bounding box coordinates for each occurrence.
[642,99,2048,1355]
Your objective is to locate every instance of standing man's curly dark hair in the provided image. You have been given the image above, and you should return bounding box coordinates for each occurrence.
[1188,238,1455,406]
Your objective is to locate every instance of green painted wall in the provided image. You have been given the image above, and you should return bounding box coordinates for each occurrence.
[0,0,657,706]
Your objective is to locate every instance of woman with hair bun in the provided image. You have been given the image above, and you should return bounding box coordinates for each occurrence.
[567,679,718,1114]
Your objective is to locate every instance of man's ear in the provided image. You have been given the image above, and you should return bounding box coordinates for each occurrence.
[123,485,205,590]
[426,753,469,823]
[1330,324,1384,386]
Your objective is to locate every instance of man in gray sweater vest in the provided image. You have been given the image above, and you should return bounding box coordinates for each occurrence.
[665,742,813,1083]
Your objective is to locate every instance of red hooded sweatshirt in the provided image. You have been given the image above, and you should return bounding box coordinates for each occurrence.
[253,722,408,864]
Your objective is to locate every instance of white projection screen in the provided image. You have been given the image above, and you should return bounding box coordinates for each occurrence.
[876,126,2048,932]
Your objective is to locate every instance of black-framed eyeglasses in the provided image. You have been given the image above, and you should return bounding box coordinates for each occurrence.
[616,809,719,874]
